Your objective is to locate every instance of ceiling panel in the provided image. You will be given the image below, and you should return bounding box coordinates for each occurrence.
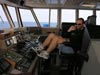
[1,0,100,9]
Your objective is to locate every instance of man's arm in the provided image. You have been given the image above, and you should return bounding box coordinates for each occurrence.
[67,25,76,32]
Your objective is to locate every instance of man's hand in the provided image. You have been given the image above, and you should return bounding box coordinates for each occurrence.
[67,25,76,32]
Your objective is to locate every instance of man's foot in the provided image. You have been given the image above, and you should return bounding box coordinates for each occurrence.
[37,51,49,59]
[31,45,43,54]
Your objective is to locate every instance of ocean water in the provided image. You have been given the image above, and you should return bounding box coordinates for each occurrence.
[0,21,10,29]
[0,21,57,30]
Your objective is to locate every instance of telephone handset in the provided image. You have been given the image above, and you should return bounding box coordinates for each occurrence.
[0,57,11,74]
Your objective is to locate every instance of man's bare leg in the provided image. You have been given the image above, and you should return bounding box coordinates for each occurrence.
[37,35,65,59]
[32,33,57,52]
[46,35,65,53]
[42,33,56,48]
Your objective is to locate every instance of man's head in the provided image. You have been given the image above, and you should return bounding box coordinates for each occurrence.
[75,18,85,29]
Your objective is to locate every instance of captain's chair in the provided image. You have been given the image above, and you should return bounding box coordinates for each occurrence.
[59,23,91,75]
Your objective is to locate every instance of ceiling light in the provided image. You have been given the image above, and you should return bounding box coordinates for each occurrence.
[80,1,96,8]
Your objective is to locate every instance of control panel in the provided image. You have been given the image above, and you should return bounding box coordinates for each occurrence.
[0,57,11,75]
[4,50,23,63]
[0,33,11,50]
[15,57,32,72]
[0,28,40,74]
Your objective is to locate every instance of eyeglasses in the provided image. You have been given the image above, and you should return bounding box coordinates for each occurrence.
[75,23,82,25]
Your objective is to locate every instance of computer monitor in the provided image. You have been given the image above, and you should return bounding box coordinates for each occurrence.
[11,36,17,44]
[10,39,14,44]
[5,39,11,47]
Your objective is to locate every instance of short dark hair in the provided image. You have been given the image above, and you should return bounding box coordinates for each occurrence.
[77,18,85,24]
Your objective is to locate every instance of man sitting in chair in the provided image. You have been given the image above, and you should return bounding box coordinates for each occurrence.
[33,18,85,59]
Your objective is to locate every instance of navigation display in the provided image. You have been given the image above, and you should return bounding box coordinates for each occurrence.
[5,39,11,47]
[12,36,17,44]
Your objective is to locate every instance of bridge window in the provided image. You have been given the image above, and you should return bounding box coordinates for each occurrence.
[0,5,10,29]
[7,6,18,28]
[79,10,93,21]
[50,9,57,28]
[34,9,49,28]
[61,9,76,22]
[96,10,100,25]
[34,9,57,28]
[19,9,37,27]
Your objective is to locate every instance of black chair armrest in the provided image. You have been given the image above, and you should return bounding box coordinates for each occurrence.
[77,52,89,62]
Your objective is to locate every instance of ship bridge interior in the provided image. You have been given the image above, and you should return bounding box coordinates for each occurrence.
[0,0,100,75]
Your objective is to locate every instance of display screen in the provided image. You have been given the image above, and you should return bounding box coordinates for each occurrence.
[5,39,11,47]
[10,39,13,44]
[12,36,17,44]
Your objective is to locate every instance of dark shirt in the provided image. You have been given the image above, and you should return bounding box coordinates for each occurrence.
[63,27,85,52]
